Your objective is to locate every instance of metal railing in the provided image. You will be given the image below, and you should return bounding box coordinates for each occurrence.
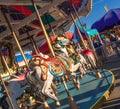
[95,40,120,61]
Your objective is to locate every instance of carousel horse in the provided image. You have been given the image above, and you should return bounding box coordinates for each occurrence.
[54,35,101,78]
[33,49,86,89]
[76,48,95,67]
[77,47,102,78]
[56,35,95,69]
[53,37,88,76]
[26,56,67,106]
[30,54,82,84]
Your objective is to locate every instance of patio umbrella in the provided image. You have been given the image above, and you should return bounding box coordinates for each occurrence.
[91,8,120,32]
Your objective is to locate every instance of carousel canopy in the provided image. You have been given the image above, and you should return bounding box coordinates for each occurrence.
[0,0,92,52]
[91,8,120,32]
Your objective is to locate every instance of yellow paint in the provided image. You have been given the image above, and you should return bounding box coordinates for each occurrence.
[90,70,115,109]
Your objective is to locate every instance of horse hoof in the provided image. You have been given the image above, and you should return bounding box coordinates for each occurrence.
[96,72,102,79]
[76,84,80,90]
[64,75,70,82]
[43,101,50,109]
[55,101,60,106]
[79,74,83,79]
[54,90,58,96]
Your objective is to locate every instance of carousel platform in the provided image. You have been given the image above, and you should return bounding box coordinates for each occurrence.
[40,69,114,109]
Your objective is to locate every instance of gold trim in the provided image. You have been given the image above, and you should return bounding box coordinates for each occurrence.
[90,70,115,109]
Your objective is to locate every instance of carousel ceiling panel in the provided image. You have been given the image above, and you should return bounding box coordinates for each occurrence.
[2,35,12,40]
[0,25,6,33]
[0,0,53,5]
[0,0,92,52]
[0,0,66,39]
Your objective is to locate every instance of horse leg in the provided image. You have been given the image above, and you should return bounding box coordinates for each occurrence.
[70,63,81,72]
[87,55,102,78]
[78,66,85,80]
[64,74,70,82]
[42,79,60,106]
[51,83,58,96]
[71,72,80,90]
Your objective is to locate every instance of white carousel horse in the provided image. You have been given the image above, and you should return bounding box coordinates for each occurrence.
[76,47,102,78]
[27,56,67,106]
[53,42,87,76]
[27,54,88,105]
[76,47,97,69]
[26,66,59,102]
[31,53,84,88]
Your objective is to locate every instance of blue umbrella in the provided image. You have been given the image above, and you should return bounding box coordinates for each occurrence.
[91,8,120,32]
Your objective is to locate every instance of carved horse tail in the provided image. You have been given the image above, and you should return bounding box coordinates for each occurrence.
[25,67,45,102]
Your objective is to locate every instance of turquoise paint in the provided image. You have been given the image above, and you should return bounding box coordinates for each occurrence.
[46,70,113,109]
[76,19,99,37]
[27,5,41,12]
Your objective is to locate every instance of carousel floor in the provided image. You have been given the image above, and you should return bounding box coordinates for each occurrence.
[38,69,114,109]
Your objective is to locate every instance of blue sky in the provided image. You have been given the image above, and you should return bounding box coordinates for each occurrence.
[80,0,120,28]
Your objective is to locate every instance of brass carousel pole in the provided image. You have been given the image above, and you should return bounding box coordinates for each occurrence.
[31,1,55,108]
[72,4,102,78]
[31,0,55,57]
[0,75,15,109]
[8,44,16,70]
[0,6,29,69]
[44,13,57,38]
[72,4,98,59]
[24,26,39,55]
[69,11,86,49]
[0,52,12,76]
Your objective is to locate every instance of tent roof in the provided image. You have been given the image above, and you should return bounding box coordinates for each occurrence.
[91,8,120,32]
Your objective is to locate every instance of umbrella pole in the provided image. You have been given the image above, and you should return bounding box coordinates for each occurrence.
[24,26,39,55]
[70,12,86,49]
[0,75,15,109]
[8,44,16,70]
[0,6,29,69]
[51,29,57,38]
[31,0,55,57]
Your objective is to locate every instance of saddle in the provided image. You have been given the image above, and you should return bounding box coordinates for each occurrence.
[57,56,74,71]
[29,56,48,81]
[29,56,66,78]
[48,58,65,76]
